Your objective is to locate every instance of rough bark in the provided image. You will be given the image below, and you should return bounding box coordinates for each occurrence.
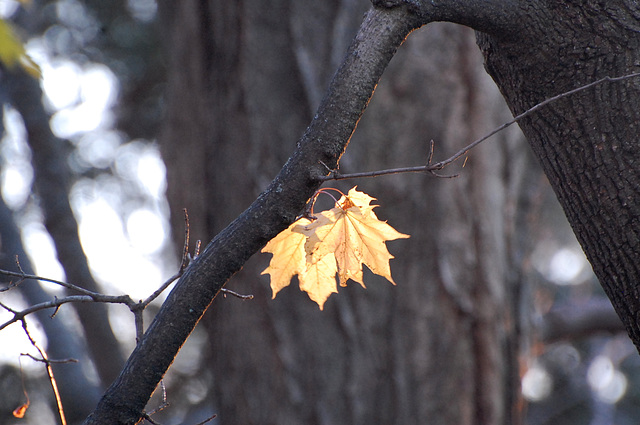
[473,1,640,350]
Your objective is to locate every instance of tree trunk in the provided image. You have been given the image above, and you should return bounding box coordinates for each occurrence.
[475,1,640,350]
[158,2,533,424]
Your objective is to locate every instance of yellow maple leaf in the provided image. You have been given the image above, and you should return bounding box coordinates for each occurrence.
[299,187,409,287]
[261,217,312,298]
[261,216,339,309]
[261,186,409,310]
[298,251,338,308]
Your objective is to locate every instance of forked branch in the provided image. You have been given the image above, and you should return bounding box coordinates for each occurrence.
[0,210,197,336]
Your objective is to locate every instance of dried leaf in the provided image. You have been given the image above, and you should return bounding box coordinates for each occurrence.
[262,187,409,309]
[300,187,409,286]
[298,251,338,308]
[261,218,312,298]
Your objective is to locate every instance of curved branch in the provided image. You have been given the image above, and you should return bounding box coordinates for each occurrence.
[373,0,522,37]
[84,6,425,425]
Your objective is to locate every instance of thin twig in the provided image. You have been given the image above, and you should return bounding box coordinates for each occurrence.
[141,413,217,425]
[15,256,25,275]
[0,268,103,298]
[220,288,254,300]
[0,257,28,292]
[424,139,459,178]
[142,380,216,425]
[193,414,217,425]
[0,209,197,339]
[141,273,182,308]
[146,381,169,416]
[0,269,139,331]
[321,72,640,181]
[21,353,78,364]
[1,296,97,331]
[144,209,193,306]
[134,308,145,344]
[180,209,191,272]
[142,413,162,425]
[22,320,67,425]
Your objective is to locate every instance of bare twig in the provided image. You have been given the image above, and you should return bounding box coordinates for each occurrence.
[131,212,196,340]
[141,274,182,309]
[141,413,217,425]
[180,209,191,272]
[142,413,162,425]
[1,295,108,331]
[0,210,198,341]
[193,414,217,425]
[143,209,194,307]
[1,256,29,292]
[22,320,67,425]
[133,308,145,344]
[130,271,182,343]
[321,72,640,181]
[21,353,78,364]
[15,256,25,275]
[0,265,180,339]
[146,381,169,417]
[0,268,105,298]
[142,380,217,425]
[220,288,254,300]
[424,139,460,178]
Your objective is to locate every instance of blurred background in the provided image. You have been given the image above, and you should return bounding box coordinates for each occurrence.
[0,1,637,424]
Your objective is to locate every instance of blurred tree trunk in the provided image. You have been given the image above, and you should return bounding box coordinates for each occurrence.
[2,70,126,388]
[0,70,124,421]
[0,196,102,423]
[158,1,535,424]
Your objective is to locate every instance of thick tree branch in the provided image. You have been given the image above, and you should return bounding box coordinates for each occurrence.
[373,0,522,37]
[84,6,426,424]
